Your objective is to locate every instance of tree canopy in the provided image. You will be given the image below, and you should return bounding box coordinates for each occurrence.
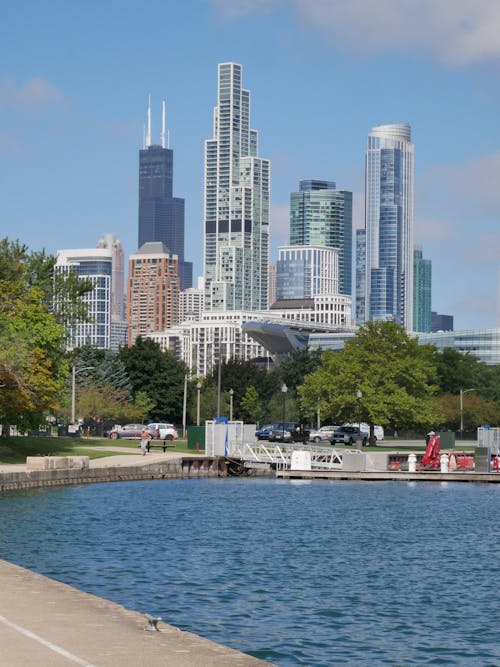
[299,321,443,437]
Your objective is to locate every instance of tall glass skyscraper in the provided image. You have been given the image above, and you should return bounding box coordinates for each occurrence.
[413,245,432,332]
[364,123,414,329]
[204,62,270,311]
[138,100,192,290]
[290,180,352,296]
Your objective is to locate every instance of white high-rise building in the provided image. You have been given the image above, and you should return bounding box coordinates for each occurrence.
[96,233,125,321]
[204,62,270,312]
[54,248,113,350]
[364,123,414,330]
[276,245,339,300]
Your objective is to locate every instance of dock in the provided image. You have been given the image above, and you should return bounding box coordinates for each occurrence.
[276,468,500,482]
[0,559,272,666]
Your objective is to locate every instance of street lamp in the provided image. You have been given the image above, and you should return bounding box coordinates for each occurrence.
[71,365,94,424]
[281,383,288,441]
[216,345,222,420]
[229,388,234,422]
[196,381,201,426]
[460,388,475,438]
[356,390,362,445]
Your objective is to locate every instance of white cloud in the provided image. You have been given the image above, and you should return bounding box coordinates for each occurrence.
[213,0,279,19]
[215,0,500,65]
[270,202,290,245]
[0,78,65,113]
[414,216,457,242]
[420,151,500,220]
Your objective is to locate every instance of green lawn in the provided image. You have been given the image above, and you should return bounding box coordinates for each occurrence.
[0,436,201,464]
[0,436,134,464]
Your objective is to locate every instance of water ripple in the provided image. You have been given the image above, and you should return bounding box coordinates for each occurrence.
[0,478,499,666]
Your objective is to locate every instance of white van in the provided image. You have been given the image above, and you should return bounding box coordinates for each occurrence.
[346,423,384,442]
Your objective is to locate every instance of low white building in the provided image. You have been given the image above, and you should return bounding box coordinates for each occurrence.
[150,295,353,376]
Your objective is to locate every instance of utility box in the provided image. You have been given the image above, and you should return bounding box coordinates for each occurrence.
[187,426,205,451]
[439,431,455,449]
[475,447,490,472]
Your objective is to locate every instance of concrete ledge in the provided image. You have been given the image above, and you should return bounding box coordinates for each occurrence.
[26,456,89,471]
[0,559,271,666]
[0,457,227,492]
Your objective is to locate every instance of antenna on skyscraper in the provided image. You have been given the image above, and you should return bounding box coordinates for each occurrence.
[146,95,152,147]
[161,100,166,148]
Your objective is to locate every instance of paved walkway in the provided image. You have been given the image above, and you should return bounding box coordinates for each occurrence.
[0,559,271,666]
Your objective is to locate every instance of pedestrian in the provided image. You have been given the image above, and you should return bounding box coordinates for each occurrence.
[140,427,151,455]
[425,430,435,445]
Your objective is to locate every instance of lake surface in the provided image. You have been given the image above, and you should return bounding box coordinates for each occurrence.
[1,478,499,666]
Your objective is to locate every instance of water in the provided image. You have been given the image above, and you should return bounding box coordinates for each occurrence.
[0,478,499,666]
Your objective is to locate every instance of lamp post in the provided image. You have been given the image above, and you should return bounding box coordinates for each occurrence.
[216,345,222,420]
[281,383,288,441]
[196,381,201,426]
[229,388,234,422]
[460,388,475,438]
[71,365,94,424]
[182,374,188,438]
[356,390,362,445]
[317,398,321,430]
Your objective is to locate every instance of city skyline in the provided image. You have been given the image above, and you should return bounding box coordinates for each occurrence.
[2,2,500,330]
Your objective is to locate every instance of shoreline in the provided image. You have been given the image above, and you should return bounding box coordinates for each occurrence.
[0,559,272,666]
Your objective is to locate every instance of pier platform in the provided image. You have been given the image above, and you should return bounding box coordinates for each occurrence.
[276,469,500,482]
[0,559,272,666]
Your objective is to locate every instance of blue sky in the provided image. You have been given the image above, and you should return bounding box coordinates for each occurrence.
[2,0,500,330]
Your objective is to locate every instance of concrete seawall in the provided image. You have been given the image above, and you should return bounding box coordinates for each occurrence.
[0,455,227,492]
[0,559,272,666]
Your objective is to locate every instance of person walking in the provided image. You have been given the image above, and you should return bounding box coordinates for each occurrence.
[140,427,151,455]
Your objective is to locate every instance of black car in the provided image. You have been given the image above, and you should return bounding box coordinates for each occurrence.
[330,425,367,446]
[255,424,277,440]
[268,422,310,443]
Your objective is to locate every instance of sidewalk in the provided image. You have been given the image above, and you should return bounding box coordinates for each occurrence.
[0,560,271,666]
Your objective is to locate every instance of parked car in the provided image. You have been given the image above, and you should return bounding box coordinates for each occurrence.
[147,423,178,441]
[330,425,367,446]
[108,423,178,441]
[308,428,333,443]
[255,424,277,440]
[344,423,384,442]
[108,424,145,440]
[309,425,339,442]
[268,423,310,443]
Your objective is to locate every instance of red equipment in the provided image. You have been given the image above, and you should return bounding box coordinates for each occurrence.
[419,434,441,469]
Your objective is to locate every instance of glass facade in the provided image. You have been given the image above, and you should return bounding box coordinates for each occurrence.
[138,143,192,290]
[355,229,366,324]
[276,245,339,300]
[204,62,270,312]
[364,123,414,329]
[413,245,432,332]
[54,249,113,350]
[289,180,352,297]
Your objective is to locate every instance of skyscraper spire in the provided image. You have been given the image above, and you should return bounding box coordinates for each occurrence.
[145,94,152,147]
[161,100,166,148]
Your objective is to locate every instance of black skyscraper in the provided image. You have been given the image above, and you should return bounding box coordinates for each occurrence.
[138,102,192,290]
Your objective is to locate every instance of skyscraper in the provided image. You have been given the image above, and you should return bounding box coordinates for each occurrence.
[204,62,270,311]
[364,123,414,329]
[126,241,180,345]
[138,99,192,290]
[276,245,339,300]
[289,180,352,296]
[355,229,366,324]
[96,233,125,321]
[413,245,432,332]
[54,248,113,350]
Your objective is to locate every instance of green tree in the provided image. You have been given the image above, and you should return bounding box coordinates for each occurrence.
[239,385,264,424]
[119,337,188,422]
[0,241,69,435]
[299,321,443,440]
